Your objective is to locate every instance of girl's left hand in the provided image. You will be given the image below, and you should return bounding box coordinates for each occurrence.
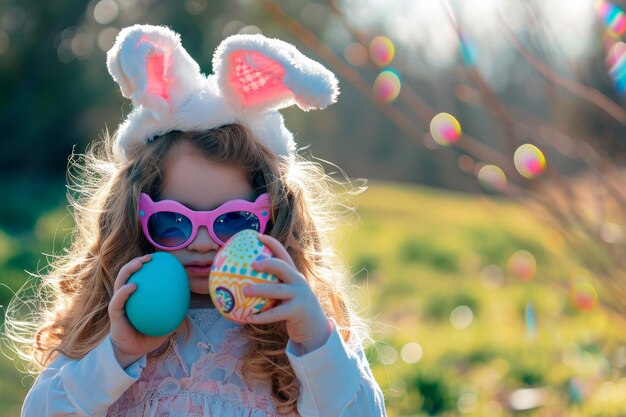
[243,234,331,353]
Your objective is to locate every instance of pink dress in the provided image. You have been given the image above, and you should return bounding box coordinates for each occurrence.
[106,308,291,417]
[21,307,387,416]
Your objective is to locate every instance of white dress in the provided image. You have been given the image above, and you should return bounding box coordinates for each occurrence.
[21,308,387,417]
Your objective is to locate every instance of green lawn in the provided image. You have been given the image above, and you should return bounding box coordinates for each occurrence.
[1,179,623,416]
[343,182,625,416]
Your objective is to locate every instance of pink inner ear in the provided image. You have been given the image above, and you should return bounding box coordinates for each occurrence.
[229,51,291,107]
[146,52,169,101]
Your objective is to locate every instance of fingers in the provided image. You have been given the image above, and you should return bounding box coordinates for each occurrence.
[108,282,137,318]
[244,283,295,300]
[246,303,291,324]
[257,234,296,268]
[252,257,305,285]
[113,254,152,293]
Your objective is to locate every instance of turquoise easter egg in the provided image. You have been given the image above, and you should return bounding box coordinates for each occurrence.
[125,252,190,336]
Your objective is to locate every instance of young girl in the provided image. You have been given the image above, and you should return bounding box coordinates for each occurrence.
[13,25,387,416]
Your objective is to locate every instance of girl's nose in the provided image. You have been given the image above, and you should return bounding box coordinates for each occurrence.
[187,227,220,252]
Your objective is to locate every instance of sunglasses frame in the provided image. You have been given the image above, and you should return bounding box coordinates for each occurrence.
[138,192,271,250]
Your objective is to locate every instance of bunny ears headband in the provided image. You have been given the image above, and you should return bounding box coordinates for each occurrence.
[106,24,339,162]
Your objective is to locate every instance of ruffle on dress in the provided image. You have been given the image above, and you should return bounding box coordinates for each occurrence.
[107,308,297,417]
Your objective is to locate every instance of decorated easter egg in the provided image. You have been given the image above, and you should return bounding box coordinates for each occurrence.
[125,252,190,336]
[209,230,278,323]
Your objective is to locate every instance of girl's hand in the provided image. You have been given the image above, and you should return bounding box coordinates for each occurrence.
[108,254,183,368]
[243,234,331,353]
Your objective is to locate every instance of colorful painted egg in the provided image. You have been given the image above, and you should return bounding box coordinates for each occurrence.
[209,230,278,323]
[126,252,190,336]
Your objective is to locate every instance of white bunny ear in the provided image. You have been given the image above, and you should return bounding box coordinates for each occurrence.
[106,24,204,119]
[213,34,339,112]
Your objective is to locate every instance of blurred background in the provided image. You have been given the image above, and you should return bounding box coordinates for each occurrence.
[1,0,626,416]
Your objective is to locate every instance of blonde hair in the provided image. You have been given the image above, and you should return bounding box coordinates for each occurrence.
[4,124,367,414]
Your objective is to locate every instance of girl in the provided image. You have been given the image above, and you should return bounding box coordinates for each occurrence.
[13,25,387,416]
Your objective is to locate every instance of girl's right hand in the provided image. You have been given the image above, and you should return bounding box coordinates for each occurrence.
[108,254,182,368]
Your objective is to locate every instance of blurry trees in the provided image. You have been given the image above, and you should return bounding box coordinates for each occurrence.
[258,0,626,320]
[1,0,243,174]
[2,0,623,190]
[1,1,625,312]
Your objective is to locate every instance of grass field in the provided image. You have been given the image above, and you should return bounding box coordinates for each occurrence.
[1,179,624,416]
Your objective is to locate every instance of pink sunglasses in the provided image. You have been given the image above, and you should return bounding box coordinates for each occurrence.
[138,193,271,250]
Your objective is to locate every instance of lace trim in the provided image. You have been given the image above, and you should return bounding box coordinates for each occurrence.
[187,308,222,338]
[107,391,282,417]
[108,310,282,415]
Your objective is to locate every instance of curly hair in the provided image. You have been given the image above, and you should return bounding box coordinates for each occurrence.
[4,124,367,415]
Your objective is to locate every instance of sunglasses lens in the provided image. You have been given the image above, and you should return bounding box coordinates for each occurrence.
[214,211,261,243]
[147,212,193,248]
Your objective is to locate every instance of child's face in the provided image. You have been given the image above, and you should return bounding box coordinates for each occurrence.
[158,143,254,295]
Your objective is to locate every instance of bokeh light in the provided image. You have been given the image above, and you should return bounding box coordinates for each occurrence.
[525,302,537,339]
[429,112,462,146]
[514,144,546,178]
[372,69,401,102]
[480,264,505,288]
[378,344,399,365]
[344,42,368,66]
[607,41,626,94]
[600,222,623,243]
[223,20,245,37]
[457,155,474,173]
[299,3,326,29]
[369,35,395,66]
[185,0,207,15]
[97,27,120,52]
[595,0,626,36]
[71,31,95,59]
[567,377,589,404]
[400,342,423,364]
[509,387,545,411]
[459,32,477,67]
[457,392,478,413]
[477,164,507,191]
[57,27,77,63]
[450,305,474,329]
[507,250,537,281]
[93,0,119,25]
[571,281,599,311]
[238,25,262,35]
